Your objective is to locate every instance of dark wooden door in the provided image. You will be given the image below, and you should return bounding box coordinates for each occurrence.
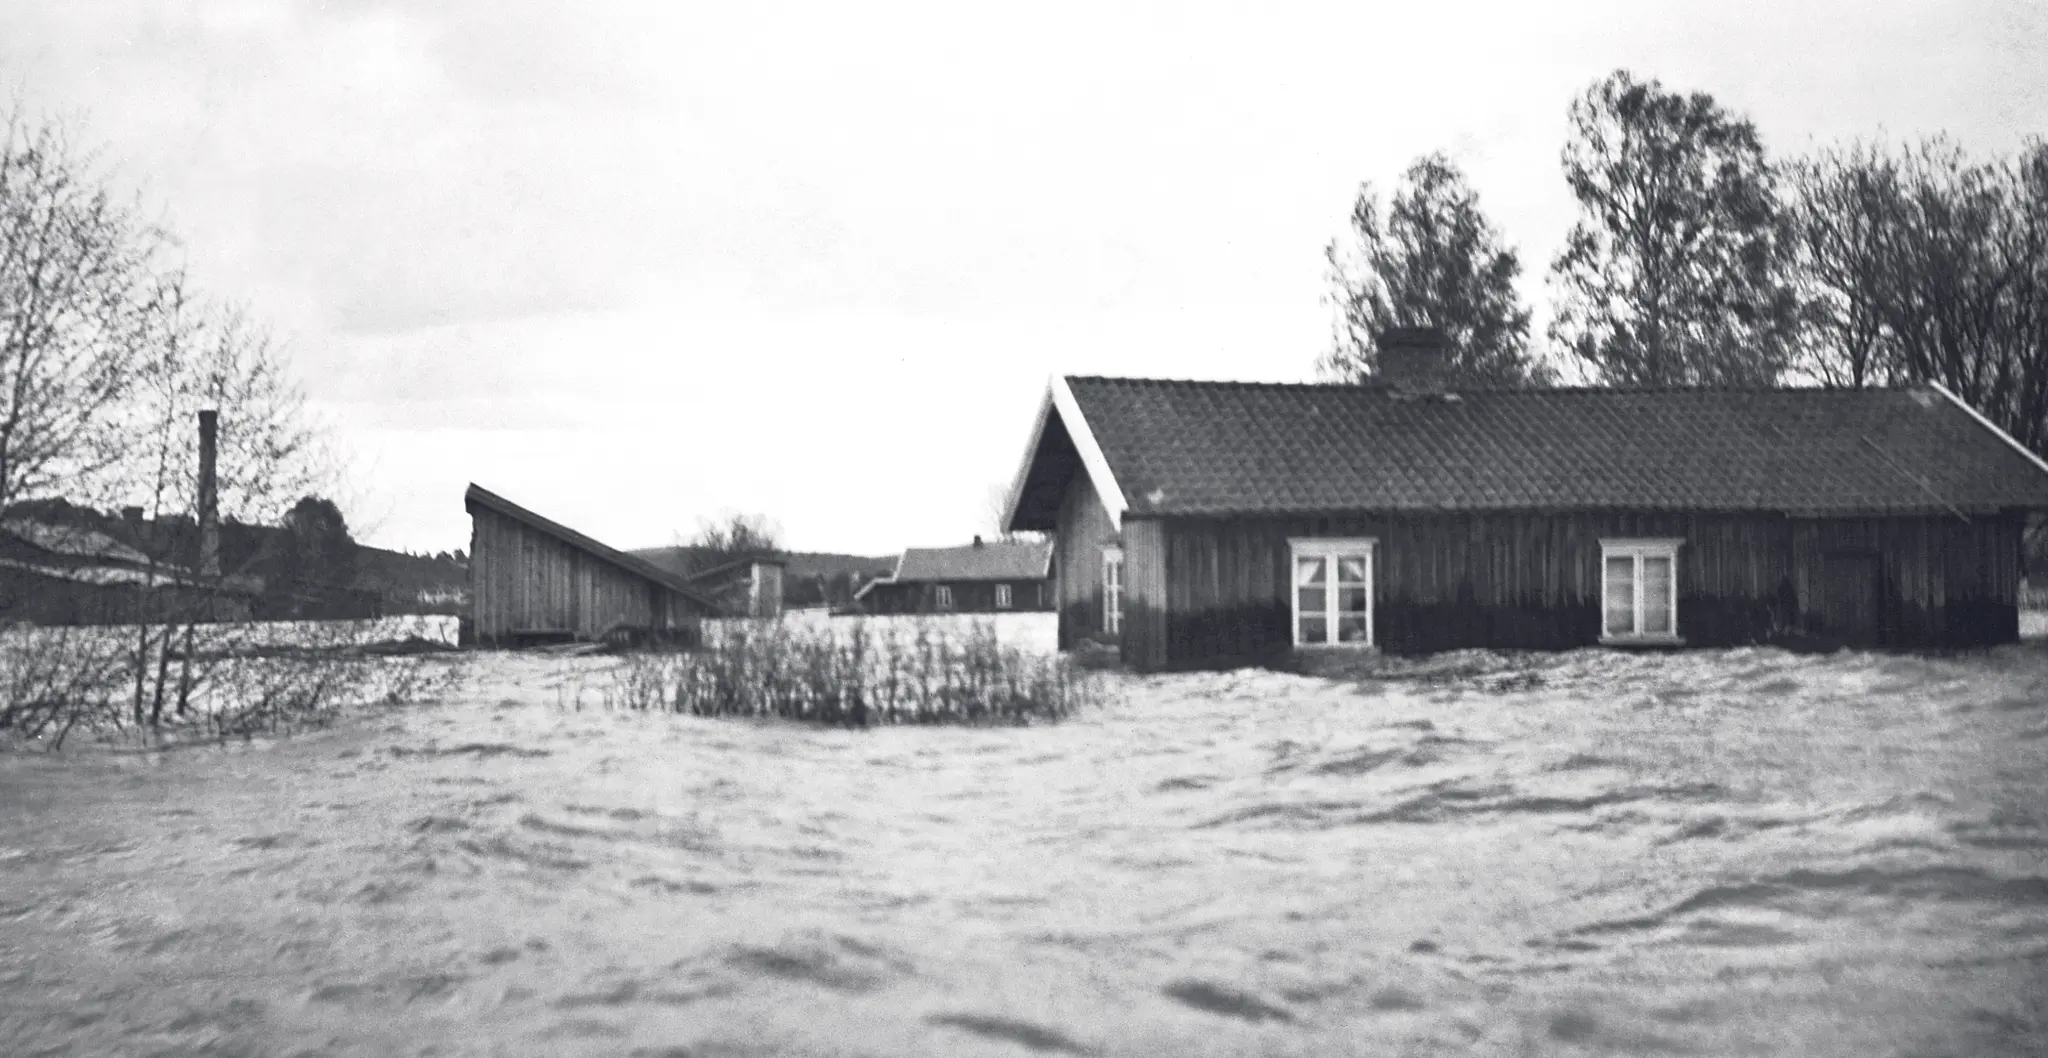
[1820,552,1882,646]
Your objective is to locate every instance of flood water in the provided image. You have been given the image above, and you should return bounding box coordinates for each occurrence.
[3,628,2046,1056]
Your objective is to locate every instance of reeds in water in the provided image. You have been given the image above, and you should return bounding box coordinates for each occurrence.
[601,617,1097,726]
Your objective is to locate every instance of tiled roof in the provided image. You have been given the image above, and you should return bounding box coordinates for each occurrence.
[892,540,1053,582]
[1059,377,2048,517]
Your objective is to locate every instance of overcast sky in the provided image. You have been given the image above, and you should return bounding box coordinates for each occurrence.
[4,1,2044,556]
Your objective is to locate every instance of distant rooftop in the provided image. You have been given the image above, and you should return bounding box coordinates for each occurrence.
[891,539,1052,582]
[1,520,153,565]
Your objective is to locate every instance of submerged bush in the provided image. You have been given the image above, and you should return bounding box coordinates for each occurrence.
[0,621,466,748]
[601,617,1098,726]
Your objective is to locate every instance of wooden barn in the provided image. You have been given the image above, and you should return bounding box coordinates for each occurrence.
[463,484,723,647]
[854,537,1054,614]
[999,331,2048,672]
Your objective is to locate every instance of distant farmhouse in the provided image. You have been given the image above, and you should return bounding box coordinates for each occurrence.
[463,484,781,647]
[855,537,1054,615]
[1001,328,2048,672]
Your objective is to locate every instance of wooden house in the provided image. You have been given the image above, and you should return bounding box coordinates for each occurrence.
[463,484,723,646]
[854,537,1055,614]
[999,330,2048,671]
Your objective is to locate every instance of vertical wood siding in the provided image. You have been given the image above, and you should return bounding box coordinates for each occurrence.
[1053,470,1118,649]
[1138,510,2022,670]
[468,506,707,645]
[1121,519,1169,670]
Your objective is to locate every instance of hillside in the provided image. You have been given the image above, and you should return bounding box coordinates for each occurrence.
[354,547,468,614]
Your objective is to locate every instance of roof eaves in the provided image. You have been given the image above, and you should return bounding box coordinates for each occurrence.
[1927,381,2048,492]
[999,386,1057,535]
[1053,375,1130,528]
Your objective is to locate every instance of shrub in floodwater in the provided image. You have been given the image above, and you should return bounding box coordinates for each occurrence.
[0,621,467,748]
[599,617,1098,726]
[0,626,127,747]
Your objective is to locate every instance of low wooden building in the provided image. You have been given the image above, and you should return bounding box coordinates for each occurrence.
[0,519,258,625]
[1000,331,2048,671]
[854,537,1054,615]
[464,484,723,647]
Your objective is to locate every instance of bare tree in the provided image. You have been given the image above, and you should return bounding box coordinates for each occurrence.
[112,288,326,724]
[1787,137,2048,457]
[0,96,332,731]
[0,100,174,512]
[678,510,781,574]
[983,482,1020,541]
[1785,142,1904,389]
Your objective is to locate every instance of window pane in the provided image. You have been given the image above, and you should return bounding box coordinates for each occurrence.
[1642,556,1673,634]
[1297,586,1326,615]
[1295,556,1326,585]
[1604,555,1636,636]
[1299,614,1327,644]
[1337,555,1369,584]
[1337,586,1368,614]
[1337,614,1370,643]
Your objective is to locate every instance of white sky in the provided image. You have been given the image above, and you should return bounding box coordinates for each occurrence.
[4,1,2044,555]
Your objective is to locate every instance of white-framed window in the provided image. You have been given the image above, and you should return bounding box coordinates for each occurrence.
[934,585,953,611]
[1102,547,1124,636]
[1289,538,1375,647]
[1600,538,1681,643]
[995,584,1013,609]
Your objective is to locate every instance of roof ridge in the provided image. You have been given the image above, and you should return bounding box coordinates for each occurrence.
[1062,374,1931,396]
[903,539,1051,551]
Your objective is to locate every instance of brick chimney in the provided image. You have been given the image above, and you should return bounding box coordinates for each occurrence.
[197,409,219,579]
[1376,326,1453,394]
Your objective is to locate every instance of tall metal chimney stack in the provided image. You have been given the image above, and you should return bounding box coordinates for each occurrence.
[198,409,220,579]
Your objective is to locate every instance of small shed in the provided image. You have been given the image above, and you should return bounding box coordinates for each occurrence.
[464,484,722,646]
[855,537,1055,614]
[682,555,787,618]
